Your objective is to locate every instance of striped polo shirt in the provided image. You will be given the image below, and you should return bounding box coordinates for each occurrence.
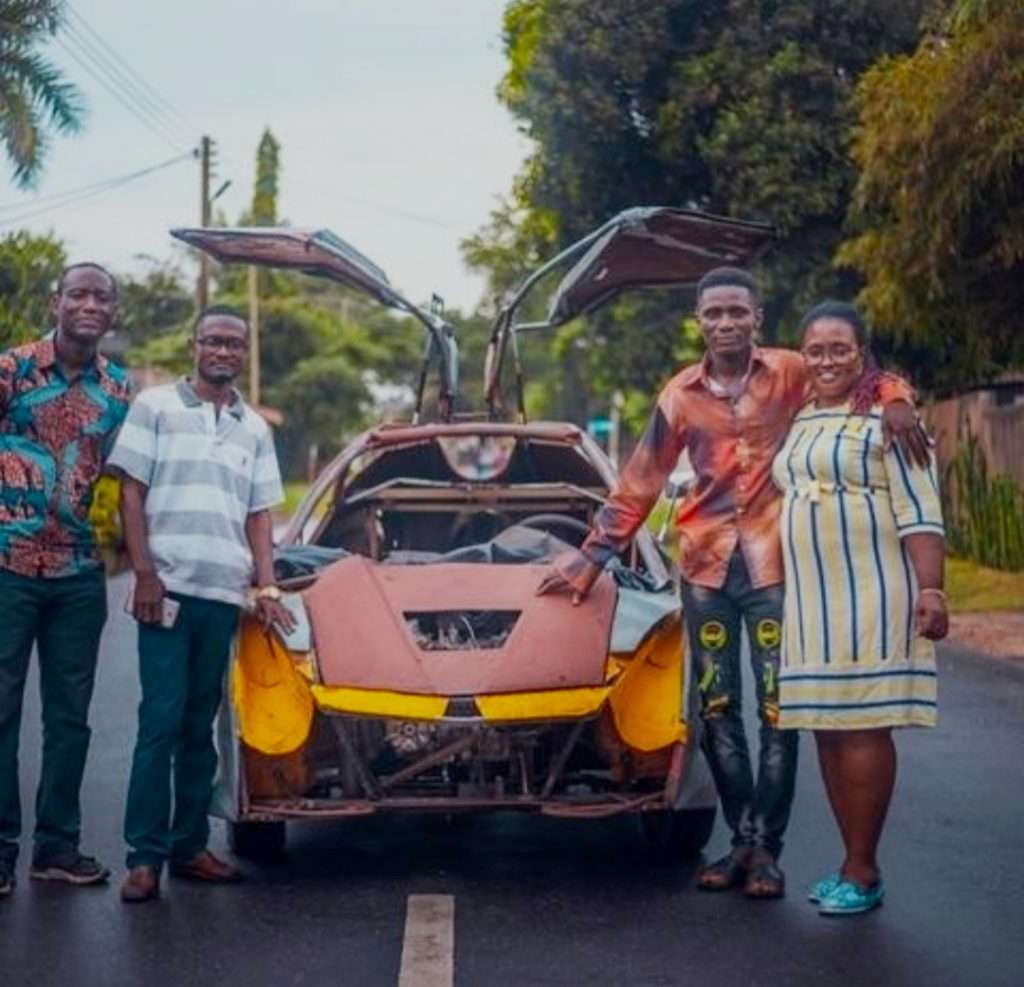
[107,378,284,606]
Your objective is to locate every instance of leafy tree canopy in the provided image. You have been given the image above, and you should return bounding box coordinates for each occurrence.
[467,0,927,424]
[837,0,1024,388]
[117,257,193,346]
[0,227,64,346]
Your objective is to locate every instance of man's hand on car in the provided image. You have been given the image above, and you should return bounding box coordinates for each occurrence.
[536,554,603,606]
[881,401,932,469]
[133,570,166,624]
[255,596,298,634]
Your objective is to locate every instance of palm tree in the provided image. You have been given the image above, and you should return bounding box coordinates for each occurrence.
[0,0,83,188]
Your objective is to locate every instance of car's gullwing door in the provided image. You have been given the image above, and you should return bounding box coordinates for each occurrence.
[170,226,404,307]
[304,557,617,696]
[546,207,777,326]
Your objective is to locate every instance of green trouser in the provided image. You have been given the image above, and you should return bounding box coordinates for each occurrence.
[124,592,239,871]
[0,567,108,867]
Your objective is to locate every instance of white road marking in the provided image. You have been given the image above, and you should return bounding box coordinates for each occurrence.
[398,894,455,987]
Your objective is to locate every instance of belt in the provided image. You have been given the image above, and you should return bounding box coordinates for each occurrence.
[794,480,882,503]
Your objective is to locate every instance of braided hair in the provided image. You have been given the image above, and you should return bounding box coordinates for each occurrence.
[797,300,895,416]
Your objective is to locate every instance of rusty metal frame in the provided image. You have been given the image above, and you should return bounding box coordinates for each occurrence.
[329,718,382,799]
[540,718,589,799]
[241,712,686,822]
[245,790,669,820]
[379,732,479,792]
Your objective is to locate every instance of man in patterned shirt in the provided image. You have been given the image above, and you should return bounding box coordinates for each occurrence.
[0,263,132,897]
[539,267,927,899]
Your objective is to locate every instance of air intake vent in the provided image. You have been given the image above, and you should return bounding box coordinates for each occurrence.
[404,610,520,651]
[444,696,482,718]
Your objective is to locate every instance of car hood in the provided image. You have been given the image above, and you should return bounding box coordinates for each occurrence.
[305,557,618,696]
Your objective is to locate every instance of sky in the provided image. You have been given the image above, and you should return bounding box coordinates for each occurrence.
[0,0,530,311]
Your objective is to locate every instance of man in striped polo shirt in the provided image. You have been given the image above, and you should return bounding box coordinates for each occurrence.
[108,305,294,903]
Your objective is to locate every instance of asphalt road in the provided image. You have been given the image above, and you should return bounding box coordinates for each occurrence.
[2,574,1023,987]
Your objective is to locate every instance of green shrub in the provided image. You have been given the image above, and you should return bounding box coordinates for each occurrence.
[946,435,1024,572]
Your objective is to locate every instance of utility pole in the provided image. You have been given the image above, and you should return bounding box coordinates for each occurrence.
[197,135,212,311]
[248,264,260,407]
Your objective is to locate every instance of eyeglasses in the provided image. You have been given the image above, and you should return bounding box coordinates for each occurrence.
[196,336,247,353]
[800,343,860,365]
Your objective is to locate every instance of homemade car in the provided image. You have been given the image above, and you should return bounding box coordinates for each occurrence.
[172,208,774,860]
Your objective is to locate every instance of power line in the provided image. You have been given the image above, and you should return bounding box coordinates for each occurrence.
[57,36,186,153]
[0,152,194,229]
[64,4,196,138]
[0,149,195,214]
[61,22,192,148]
[58,28,190,151]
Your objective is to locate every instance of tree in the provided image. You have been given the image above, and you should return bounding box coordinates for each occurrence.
[0,0,83,187]
[467,0,927,422]
[251,128,280,225]
[837,0,1024,388]
[218,127,292,297]
[132,127,438,476]
[118,257,193,346]
[0,228,64,347]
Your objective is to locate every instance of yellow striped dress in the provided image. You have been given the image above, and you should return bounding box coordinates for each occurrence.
[771,403,944,730]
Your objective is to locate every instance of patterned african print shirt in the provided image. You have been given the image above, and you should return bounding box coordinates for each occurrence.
[555,347,912,592]
[0,335,132,578]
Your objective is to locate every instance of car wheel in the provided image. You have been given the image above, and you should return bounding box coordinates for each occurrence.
[229,820,286,860]
[639,806,716,859]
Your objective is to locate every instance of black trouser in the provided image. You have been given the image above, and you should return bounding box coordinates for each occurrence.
[681,550,798,858]
[0,568,107,867]
[124,593,239,871]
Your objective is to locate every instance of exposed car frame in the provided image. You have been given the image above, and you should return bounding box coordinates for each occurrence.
[173,209,775,861]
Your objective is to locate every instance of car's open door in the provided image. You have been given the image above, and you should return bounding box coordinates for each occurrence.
[483,207,776,420]
[171,226,458,421]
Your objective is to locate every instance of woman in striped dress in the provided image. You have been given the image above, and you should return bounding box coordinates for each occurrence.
[772,301,948,916]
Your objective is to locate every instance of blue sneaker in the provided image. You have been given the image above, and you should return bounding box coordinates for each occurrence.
[818,878,885,916]
[807,871,840,904]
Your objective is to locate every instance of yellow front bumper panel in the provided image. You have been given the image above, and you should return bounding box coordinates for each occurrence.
[234,614,687,754]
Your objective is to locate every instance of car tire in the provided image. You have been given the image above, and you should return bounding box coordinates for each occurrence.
[639,806,716,859]
[229,820,286,860]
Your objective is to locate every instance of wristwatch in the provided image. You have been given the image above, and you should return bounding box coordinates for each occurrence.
[253,585,283,602]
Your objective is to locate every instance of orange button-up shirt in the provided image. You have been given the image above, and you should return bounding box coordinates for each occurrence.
[561,347,909,591]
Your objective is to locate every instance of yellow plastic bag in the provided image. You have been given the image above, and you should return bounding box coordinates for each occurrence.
[232,616,315,756]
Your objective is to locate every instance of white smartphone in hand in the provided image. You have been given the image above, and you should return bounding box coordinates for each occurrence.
[124,589,180,629]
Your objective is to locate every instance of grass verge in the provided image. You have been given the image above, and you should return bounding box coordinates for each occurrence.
[945,557,1024,613]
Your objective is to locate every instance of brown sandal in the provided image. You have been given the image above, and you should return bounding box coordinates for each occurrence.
[696,851,750,891]
[743,858,786,899]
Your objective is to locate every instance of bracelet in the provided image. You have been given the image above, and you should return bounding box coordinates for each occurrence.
[249,585,283,603]
[918,588,947,603]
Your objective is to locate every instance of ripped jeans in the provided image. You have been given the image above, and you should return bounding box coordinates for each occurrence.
[681,551,798,859]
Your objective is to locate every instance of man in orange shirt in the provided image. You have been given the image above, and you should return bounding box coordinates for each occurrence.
[540,267,926,898]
